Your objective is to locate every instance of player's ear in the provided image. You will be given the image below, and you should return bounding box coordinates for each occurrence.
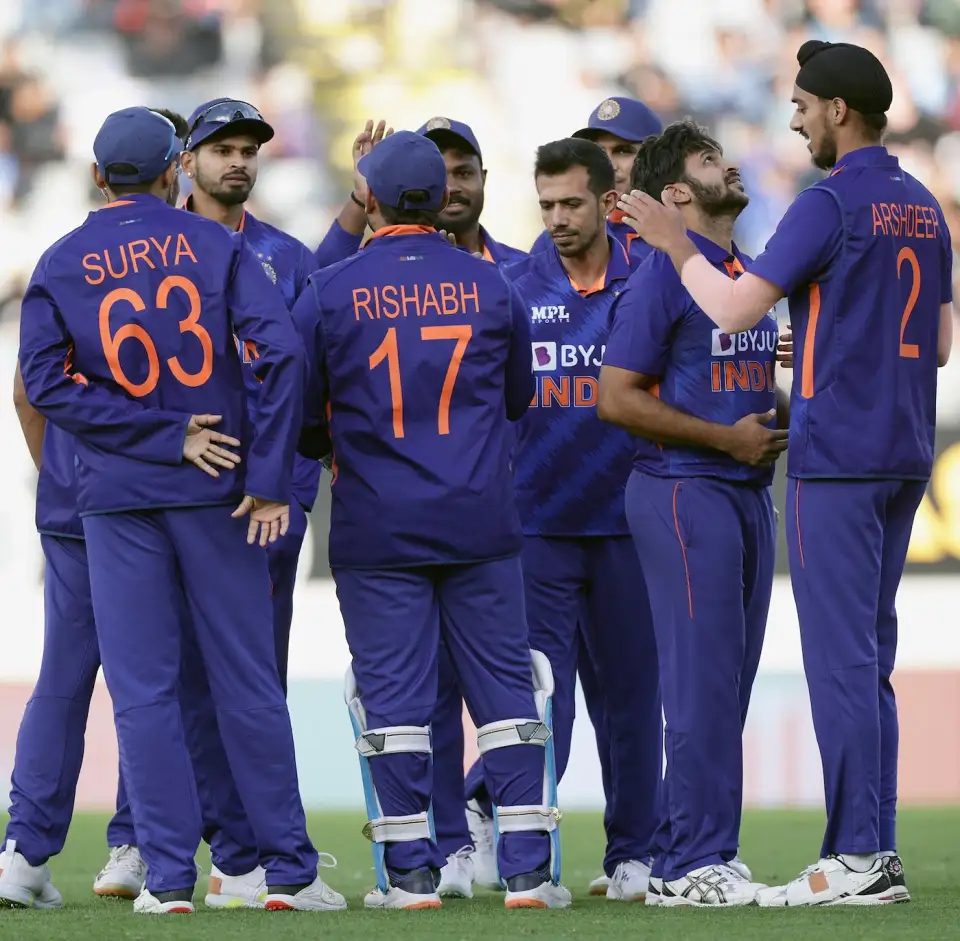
[180,149,195,178]
[600,188,619,216]
[364,189,376,216]
[832,97,848,126]
[663,181,691,206]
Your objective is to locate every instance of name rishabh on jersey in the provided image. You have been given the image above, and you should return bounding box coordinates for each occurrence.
[507,237,634,537]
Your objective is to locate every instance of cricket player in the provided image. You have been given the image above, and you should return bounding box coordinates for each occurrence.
[291,130,571,911]
[598,120,784,907]
[14,106,344,915]
[620,41,954,906]
[463,137,662,903]
[1,109,192,908]
[530,97,661,268]
[409,115,527,898]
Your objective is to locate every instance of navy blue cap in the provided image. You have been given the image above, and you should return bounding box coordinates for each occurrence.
[417,116,483,164]
[94,107,181,184]
[572,97,662,143]
[358,131,448,212]
[184,98,274,151]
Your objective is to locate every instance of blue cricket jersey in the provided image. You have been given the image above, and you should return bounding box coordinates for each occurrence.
[187,200,322,511]
[36,424,83,539]
[508,237,634,536]
[605,231,779,486]
[291,224,535,569]
[19,193,304,516]
[749,146,951,480]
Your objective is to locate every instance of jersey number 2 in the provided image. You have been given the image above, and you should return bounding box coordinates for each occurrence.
[100,276,213,397]
[369,325,473,439]
[897,247,921,359]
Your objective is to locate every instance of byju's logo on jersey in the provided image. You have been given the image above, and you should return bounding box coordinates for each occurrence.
[531,305,569,323]
[532,342,557,371]
[711,329,734,356]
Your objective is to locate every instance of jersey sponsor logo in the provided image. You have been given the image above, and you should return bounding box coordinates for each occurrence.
[531,305,570,322]
[531,342,604,371]
[711,327,777,356]
[532,341,556,371]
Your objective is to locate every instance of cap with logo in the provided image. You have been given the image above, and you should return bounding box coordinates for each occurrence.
[572,97,663,144]
[357,130,448,212]
[184,98,275,151]
[94,107,182,184]
[417,116,483,164]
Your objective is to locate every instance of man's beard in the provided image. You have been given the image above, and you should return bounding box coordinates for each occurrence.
[438,193,483,236]
[813,122,838,171]
[195,167,253,206]
[685,177,749,218]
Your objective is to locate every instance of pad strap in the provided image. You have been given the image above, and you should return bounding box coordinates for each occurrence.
[355,725,431,758]
[362,813,432,843]
[496,805,561,833]
[476,718,551,755]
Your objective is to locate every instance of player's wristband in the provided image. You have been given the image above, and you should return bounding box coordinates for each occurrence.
[350,191,365,209]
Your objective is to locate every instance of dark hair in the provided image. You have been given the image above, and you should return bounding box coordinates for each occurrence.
[378,189,440,227]
[150,107,189,142]
[856,110,887,139]
[630,119,722,199]
[108,108,185,195]
[534,138,614,196]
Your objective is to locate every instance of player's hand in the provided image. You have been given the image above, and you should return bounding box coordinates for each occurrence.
[617,189,687,251]
[438,229,483,257]
[777,329,794,368]
[722,409,788,466]
[352,119,394,204]
[182,415,241,478]
[231,496,290,547]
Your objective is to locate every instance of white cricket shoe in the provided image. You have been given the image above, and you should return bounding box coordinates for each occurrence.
[607,859,651,902]
[438,846,474,898]
[205,864,266,909]
[645,875,663,906]
[0,840,62,909]
[757,854,910,907]
[133,888,194,914]
[467,800,500,889]
[728,854,753,881]
[504,877,572,909]
[263,872,347,911]
[588,873,611,895]
[94,844,146,900]
[661,863,765,907]
[364,867,441,909]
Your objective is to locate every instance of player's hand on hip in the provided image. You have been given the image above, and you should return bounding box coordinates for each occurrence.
[617,189,686,249]
[723,409,788,466]
[183,415,242,478]
[232,496,290,546]
[777,329,794,368]
[353,119,394,203]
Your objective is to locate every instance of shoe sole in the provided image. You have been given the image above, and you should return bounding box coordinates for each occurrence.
[822,890,911,907]
[363,899,443,910]
[608,893,647,902]
[438,890,473,899]
[589,886,609,896]
[505,898,548,909]
[661,897,759,908]
[205,893,265,909]
[94,886,140,900]
[263,898,349,912]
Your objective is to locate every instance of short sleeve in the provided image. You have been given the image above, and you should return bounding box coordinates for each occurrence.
[749,187,844,295]
[603,259,682,377]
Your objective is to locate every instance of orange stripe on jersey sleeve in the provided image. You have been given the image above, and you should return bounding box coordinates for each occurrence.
[800,283,821,399]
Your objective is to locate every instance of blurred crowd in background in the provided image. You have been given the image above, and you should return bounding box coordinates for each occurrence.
[0,0,959,416]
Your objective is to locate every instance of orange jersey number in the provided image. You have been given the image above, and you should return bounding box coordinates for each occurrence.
[100,275,213,397]
[368,325,473,439]
[897,246,921,359]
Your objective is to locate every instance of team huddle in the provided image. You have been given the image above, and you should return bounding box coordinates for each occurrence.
[0,38,953,914]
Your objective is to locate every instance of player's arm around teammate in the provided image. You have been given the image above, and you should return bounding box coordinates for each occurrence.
[598,121,783,908]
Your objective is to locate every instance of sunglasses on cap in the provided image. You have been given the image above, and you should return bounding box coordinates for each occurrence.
[186,100,267,147]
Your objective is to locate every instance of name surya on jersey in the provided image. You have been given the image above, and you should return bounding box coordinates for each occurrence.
[82,233,199,283]
[351,281,481,320]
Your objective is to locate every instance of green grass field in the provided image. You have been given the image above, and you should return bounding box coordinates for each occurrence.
[1,809,958,939]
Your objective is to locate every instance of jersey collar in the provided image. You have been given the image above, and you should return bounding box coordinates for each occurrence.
[182,194,248,232]
[688,229,745,274]
[829,145,896,176]
[552,235,632,297]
